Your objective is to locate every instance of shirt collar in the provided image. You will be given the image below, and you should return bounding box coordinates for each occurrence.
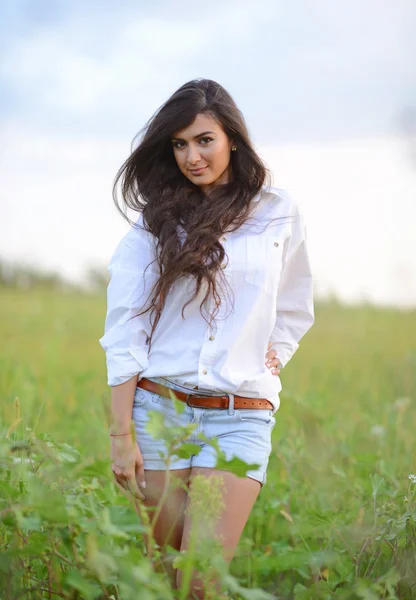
[252,185,268,203]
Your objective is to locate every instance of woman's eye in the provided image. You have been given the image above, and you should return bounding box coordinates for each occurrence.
[172,137,213,150]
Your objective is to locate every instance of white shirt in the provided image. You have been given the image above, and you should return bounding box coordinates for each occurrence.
[99,185,315,412]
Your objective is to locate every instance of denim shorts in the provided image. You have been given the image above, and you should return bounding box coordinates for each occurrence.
[131,376,276,487]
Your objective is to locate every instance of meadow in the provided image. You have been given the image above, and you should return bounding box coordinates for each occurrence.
[1,287,415,599]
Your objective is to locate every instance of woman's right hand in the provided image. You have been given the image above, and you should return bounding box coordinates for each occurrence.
[110,434,147,500]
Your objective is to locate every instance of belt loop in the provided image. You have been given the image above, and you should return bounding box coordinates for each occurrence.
[228,393,235,416]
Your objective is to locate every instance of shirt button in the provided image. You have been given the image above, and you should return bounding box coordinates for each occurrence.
[202,369,207,374]
[274,242,279,247]
[209,335,215,341]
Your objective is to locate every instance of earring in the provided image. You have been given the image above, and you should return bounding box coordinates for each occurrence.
[231,146,237,151]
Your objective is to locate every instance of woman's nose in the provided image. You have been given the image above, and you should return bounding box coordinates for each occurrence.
[187,144,201,164]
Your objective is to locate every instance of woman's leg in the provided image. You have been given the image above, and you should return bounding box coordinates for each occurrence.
[176,467,261,599]
[141,467,192,587]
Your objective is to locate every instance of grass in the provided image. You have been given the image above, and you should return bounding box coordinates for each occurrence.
[1,287,415,599]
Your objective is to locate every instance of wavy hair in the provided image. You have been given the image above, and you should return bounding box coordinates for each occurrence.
[112,78,272,349]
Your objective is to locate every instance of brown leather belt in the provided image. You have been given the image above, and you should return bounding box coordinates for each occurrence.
[137,377,274,410]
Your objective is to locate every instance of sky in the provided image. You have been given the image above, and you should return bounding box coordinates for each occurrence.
[1,0,415,307]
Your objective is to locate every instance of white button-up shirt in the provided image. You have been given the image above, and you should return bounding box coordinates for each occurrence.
[99,185,315,412]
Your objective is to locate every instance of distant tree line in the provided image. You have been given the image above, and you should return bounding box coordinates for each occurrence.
[0,257,109,293]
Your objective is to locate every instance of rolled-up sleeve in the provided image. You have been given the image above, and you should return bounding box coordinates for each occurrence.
[99,219,159,386]
[268,204,315,368]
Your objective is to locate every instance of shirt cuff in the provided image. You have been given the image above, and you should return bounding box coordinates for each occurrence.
[101,344,149,387]
[268,340,299,369]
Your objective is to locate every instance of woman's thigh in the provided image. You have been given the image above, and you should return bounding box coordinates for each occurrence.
[140,468,191,590]
[176,467,261,594]
[131,385,194,550]
[142,467,192,551]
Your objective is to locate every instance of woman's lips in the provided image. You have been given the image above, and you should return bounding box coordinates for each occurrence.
[190,166,207,175]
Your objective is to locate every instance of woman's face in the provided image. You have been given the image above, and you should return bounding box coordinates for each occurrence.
[171,113,234,194]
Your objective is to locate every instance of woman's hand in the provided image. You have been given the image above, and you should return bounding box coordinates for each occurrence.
[265,341,282,376]
[110,434,146,500]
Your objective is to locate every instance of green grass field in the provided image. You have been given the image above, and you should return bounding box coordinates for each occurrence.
[1,287,415,599]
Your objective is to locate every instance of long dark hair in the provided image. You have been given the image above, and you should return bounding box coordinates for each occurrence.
[112,78,272,349]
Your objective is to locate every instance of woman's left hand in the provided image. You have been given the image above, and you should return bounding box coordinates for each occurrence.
[265,341,282,376]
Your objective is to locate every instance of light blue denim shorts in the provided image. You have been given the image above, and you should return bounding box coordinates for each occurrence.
[131,376,276,487]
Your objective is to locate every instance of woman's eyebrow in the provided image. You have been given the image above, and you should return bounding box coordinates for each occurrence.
[171,130,215,141]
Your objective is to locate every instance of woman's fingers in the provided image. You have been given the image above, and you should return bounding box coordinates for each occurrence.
[265,345,277,361]
[126,477,145,500]
[265,346,282,375]
[110,439,147,500]
[112,465,145,500]
[134,447,147,491]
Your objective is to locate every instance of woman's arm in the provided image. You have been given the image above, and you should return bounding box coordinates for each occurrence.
[99,218,157,498]
[268,203,315,367]
[99,217,158,387]
[109,374,139,433]
[109,372,146,499]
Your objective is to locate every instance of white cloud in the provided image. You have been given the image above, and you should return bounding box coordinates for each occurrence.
[1,1,279,116]
[2,0,413,142]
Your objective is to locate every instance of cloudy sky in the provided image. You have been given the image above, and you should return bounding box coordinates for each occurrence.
[1,0,415,306]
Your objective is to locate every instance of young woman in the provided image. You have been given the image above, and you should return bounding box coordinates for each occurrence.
[99,78,315,597]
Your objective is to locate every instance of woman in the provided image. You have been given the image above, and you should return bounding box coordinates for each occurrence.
[99,78,314,596]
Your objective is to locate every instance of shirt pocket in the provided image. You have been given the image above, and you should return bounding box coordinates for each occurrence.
[244,233,284,296]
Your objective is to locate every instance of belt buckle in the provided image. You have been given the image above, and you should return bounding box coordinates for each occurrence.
[185,392,229,409]
[185,394,198,408]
